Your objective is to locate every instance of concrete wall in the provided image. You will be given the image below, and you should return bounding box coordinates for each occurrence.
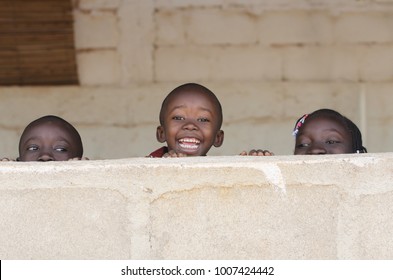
[1,0,393,159]
[1,153,393,259]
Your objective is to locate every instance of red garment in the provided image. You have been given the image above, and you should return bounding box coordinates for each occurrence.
[148,146,168,158]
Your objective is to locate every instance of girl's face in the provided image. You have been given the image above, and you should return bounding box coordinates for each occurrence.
[294,117,353,155]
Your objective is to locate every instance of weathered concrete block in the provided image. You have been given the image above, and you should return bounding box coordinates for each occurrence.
[155,46,282,81]
[0,130,19,160]
[1,154,393,259]
[186,8,258,45]
[258,11,333,45]
[118,0,155,83]
[358,45,393,81]
[223,121,293,156]
[335,12,393,44]
[283,46,359,81]
[155,9,187,45]
[77,50,121,85]
[74,11,119,49]
[280,82,361,119]
[77,0,121,10]
[365,83,393,153]
[0,187,130,259]
[155,0,224,8]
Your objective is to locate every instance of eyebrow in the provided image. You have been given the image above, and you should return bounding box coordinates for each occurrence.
[22,136,72,145]
[169,105,214,115]
[297,127,348,137]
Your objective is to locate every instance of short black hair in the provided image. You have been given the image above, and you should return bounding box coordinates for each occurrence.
[19,115,83,157]
[293,108,367,153]
[159,83,223,129]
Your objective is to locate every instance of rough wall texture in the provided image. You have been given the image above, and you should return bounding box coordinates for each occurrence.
[1,0,393,159]
[1,154,393,259]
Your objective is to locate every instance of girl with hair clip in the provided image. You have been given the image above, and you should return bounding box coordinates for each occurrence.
[293,108,367,155]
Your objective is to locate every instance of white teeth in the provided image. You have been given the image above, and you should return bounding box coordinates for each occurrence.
[179,138,200,150]
[179,138,200,144]
[179,143,198,150]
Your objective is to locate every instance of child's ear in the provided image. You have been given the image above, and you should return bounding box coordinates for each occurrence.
[156,126,166,143]
[213,130,224,147]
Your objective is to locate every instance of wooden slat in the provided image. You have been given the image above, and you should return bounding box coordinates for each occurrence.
[0,22,73,33]
[0,0,78,85]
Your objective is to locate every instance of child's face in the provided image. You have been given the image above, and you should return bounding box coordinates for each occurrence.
[18,121,82,161]
[157,90,224,156]
[294,117,352,155]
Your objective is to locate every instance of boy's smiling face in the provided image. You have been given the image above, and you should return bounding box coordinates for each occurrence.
[294,116,352,155]
[18,120,83,161]
[157,90,224,156]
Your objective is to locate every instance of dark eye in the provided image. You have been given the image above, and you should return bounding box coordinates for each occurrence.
[54,147,67,152]
[326,140,339,145]
[172,116,184,121]
[296,143,310,148]
[197,117,209,122]
[27,145,38,151]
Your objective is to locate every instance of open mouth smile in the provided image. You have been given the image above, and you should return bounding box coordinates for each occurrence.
[178,138,201,151]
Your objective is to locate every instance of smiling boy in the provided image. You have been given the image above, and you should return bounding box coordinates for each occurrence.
[149,83,224,157]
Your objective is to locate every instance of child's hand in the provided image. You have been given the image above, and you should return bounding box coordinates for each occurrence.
[163,150,188,157]
[240,149,274,156]
[1,157,15,161]
[68,157,90,161]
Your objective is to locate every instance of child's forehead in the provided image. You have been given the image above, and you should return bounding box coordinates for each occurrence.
[24,120,76,138]
[303,115,348,132]
[166,90,219,109]
[30,119,69,130]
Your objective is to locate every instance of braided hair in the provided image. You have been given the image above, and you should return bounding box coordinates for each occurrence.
[293,109,367,153]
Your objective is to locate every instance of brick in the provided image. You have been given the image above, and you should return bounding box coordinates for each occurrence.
[155,0,224,8]
[81,126,158,159]
[155,46,282,81]
[74,11,119,49]
[341,192,393,258]
[186,8,258,45]
[77,0,121,10]
[0,188,130,259]
[0,130,19,160]
[258,11,333,45]
[77,50,121,85]
[373,0,393,3]
[281,82,361,119]
[118,0,155,83]
[365,83,393,152]
[223,121,293,156]
[283,46,359,81]
[358,45,393,81]
[335,12,393,43]
[155,10,187,45]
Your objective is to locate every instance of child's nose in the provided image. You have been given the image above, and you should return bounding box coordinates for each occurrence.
[307,143,327,155]
[182,120,198,130]
[37,152,54,161]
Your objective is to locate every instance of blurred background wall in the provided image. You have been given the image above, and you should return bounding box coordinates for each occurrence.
[1,0,393,159]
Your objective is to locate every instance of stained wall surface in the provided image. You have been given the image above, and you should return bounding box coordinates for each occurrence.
[0,0,393,159]
[1,154,393,259]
